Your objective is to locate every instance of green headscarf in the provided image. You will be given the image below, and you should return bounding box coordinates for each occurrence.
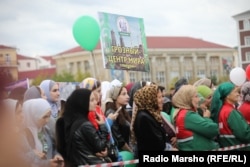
[210,82,235,123]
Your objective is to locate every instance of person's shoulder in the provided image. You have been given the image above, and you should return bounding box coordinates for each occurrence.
[137,110,153,119]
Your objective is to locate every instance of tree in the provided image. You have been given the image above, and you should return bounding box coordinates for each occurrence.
[52,70,75,82]
[75,70,91,82]
[31,73,50,86]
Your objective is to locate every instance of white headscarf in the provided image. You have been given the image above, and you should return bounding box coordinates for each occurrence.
[23,98,51,152]
[101,81,111,102]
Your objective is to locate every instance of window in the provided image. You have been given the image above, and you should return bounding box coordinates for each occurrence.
[68,62,74,72]
[197,70,205,78]
[84,60,90,71]
[156,71,165,84]
[5,54,11,65]
[156,58,165,66]
[77,61,82,71]
[170,71,179,80]
[210,70,217,77]
[27,62,30,68]
[244,19,250,30]
[184,58,192,65]
[197,57,205,64]
[246,52,250,61]
[170,58,178,65]
[244,36,250,46]
[210,57,218,65]
[184,71,192,80]
[141,72,151,81]
[129,72,136,83]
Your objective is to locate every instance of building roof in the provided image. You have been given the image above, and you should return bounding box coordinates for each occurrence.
[41,56,56,65]
[18,68,56,80]
[232,10,250,18]
[56,36,231,55]
[146,36,230,49]
[17,54,37,60]
[0,45,16,50]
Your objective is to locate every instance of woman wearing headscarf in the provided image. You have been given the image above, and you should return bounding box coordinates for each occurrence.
[193,78,214,89]
[210,82,250,150]
[238,81,250,124]
[40,80,60,140]
[22,98,63,167]
[80,78,120,162]
[40,80,60,119]
[131,84,168,152]
[196,85,213,116]
[172,85,219,151]
[56,89,110,166]
[104,85,132,153]
[23,86,47,102]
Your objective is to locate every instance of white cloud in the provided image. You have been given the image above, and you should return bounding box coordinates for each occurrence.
[0,0,249,56]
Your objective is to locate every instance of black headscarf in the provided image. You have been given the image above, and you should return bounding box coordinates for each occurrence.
[56,88,92,160]
[174,77,188,94]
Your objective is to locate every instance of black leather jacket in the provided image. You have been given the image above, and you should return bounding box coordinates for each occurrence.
[134,110,166,151]
[67,121,110,166]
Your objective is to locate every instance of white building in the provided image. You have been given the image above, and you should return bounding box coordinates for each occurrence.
[17,54,54,72]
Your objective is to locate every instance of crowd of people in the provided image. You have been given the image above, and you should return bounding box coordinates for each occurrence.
[1,75,250,167]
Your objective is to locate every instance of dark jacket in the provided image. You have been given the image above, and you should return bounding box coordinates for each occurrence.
[67,121,110,166]
[134,110,166,151]
[105,109,130,150]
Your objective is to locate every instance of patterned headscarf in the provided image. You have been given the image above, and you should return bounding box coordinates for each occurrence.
[80,77,98,91]
[172,85,197,121]
[210,82,235,123]
[241,81,250,102]
[130,85,162,144]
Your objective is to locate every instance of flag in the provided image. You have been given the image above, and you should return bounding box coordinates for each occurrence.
[5,78,29,91]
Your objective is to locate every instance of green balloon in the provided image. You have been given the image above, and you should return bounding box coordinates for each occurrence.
[119,151,136,167]
[72,16,100,51]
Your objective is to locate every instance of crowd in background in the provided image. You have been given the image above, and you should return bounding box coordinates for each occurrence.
[1,73,250,167]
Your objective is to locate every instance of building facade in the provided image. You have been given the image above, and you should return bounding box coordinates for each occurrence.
[17,54,55,72]
[233,10,250,69]
[0,45,18,81]
[53,37,236,88]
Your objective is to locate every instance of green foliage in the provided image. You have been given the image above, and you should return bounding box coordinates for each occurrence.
[189,76,201,85]
[75,70,91,82]
[209,75,217,85]
[31,73,49,86]
[168,77,179,90]
[51,70,75,82]
[217,75,230,85]
[32,70,92,85]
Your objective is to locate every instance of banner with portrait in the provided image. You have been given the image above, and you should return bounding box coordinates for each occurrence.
[98,12,150,72]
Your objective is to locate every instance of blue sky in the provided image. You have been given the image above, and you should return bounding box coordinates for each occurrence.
[0,0,249,56]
